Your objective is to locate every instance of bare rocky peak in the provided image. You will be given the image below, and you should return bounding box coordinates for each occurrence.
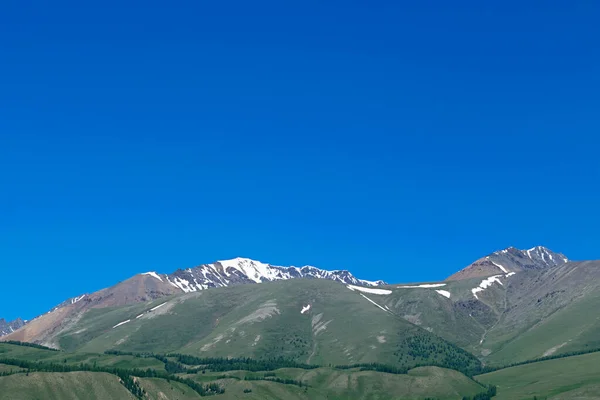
[0,317,26,337]
[446,246,569,281]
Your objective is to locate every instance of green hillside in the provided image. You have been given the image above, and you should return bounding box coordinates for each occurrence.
[477,351,600,399]
[0,371,136,400]
[0,341,487,400]
[51,279,481,374]
[0,342,165,371]
[188,366,485,400]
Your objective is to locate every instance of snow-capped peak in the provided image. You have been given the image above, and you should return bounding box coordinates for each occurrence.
[166,257,387,294]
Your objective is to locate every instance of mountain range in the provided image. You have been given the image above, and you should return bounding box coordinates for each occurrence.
[3,245,600,399]
[1,245,586,365]
[0,257,385,345]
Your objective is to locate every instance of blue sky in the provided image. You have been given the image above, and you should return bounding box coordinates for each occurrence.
[1,1,599,321]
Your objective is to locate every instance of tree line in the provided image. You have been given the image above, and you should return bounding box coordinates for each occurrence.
[1,340,59,352]
[168,354,319,372]
[0,357,224,398]
[335,363,410,374]
[244,374,305,388]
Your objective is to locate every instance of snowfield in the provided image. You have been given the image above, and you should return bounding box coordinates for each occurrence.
[397,283,446,288]
[346,285,392,295]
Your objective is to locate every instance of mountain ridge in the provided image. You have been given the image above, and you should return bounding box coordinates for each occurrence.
[446,245,568,281]
[0,256,386,341]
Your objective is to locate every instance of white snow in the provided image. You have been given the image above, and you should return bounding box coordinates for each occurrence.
[397,283,446,288]
[71,295,86,304]
[166,276,179,289]
[491,261,508,273]
[136,314,144,319]
[142,272,163,282]
[172,277,194,293]
[435,290,451,299]
[150,302,167,311]
[472,275,504,299]
[301,305,311,314]
[527,249,533,259]
[563,256,569,263]
[346,285,392,295]
[218,258,275,283]
[505,272,516,277]
[359,293,389,313]
[112,320,131,329]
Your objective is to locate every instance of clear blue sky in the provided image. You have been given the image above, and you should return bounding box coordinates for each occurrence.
[1,1,599,321]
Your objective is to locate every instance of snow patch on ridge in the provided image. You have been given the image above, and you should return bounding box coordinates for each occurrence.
[472,275,504,299]
[435,290,451,299]
[150,302,167,311]
[71,295,86,304]
[398,283,446,288]
[112,320,131,329]
[301,305,311,314]
[142,272,163,282]
[491,261,508,273]
[346,285,392,295]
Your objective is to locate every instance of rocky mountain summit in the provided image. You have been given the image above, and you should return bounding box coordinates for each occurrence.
[163,257,386,293]
[446,246,568,281]
[0,318,26,337]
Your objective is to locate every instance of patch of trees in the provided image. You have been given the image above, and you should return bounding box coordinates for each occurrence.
[244,374,305,388]
[1,340,59,352]
[169,354,319,372]
[396,334,483,376]
[335,363,409,375]
[481,347,600,373]
[461,384,497,399]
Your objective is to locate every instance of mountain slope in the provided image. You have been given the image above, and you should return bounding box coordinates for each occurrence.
[8,246,600,371]
[0,372,137,400]
[3,257,384,346]
[384,255,600,367]
[477,351,600,399]
[447,246,568,281]
[34,279,481,375]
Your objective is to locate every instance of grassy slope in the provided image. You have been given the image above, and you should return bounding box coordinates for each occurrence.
[0,364,23,373]
[189,366,484,400]
[483,291,600,365]
[477,351,600,399]
[53,279,480,373]
[137,377,203,400]
[383,277,497,350]
[0,371,136,400]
